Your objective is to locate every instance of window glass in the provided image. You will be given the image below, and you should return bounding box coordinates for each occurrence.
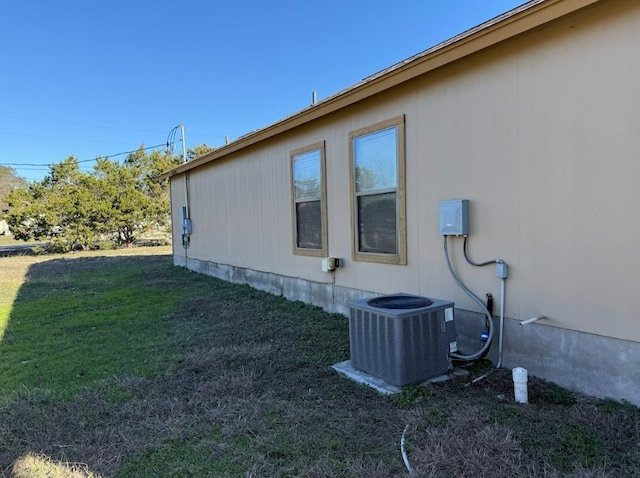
[291,143,327,255]
[294,150,321,201]
[296,201,322,249]
[350,116,405,264]
[357,192,397,254]
[354,127,397,192]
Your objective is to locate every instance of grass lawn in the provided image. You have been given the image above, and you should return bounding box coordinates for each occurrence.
[1,248,639,477]
[0,235,44,252]
[0,235,26,247]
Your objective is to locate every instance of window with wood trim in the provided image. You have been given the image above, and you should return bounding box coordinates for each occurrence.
[350,116,406,264]
[291,142,327,256]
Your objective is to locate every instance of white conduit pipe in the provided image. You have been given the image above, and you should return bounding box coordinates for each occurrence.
[401,424,414,476]
[496,277,506,369]
[461,236,508,366]
[520,316,546,325]
[466,277,507,386]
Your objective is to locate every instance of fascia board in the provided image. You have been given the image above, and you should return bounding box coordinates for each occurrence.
[159,0,602,180]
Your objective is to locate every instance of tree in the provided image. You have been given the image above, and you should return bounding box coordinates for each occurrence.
[187,144,215,161]
[5,157,103,249]
[0,166,27,220]
[4,144,209,251]
[93,156,155,245]
[122,146,184,231]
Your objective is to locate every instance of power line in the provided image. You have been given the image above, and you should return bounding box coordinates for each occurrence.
[1,166,51,170]
[0,115,225,144]
[0,114,167,135]
[0,130,143,145]
[0,143,168,168]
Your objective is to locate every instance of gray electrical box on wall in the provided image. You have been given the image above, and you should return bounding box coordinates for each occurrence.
[439,199,469,235]
[181,206,192,235]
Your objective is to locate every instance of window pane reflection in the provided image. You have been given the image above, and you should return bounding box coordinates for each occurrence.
[354,127,397,193]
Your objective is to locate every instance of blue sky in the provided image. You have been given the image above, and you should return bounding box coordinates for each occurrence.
[1,0,524,182]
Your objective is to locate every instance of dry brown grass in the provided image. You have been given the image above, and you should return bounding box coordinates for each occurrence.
[11,453,99,478]
[406,408,556,477]
[1,250,640,477]
[395,369,637,478]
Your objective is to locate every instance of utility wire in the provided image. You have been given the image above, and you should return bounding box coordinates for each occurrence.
[0,130,144,145]
[0,143,168,168]
[0,113,167,134]
[0,116,220,142]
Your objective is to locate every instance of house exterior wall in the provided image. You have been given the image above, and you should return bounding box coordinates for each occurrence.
[170,0,640,402]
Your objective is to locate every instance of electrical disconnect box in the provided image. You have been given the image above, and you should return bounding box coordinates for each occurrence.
[181,206,192,235]
[439,199,469,236]
[321,257,341,272]
[181,206,192,248]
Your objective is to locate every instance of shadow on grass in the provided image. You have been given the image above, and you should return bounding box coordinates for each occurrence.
[0,243,47,258]
[0,254,405,477]
[2,253,640,477]
[0,254,194,476]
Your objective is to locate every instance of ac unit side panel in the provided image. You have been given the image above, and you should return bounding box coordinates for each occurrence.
[350,310,394,379]
[348,300,456,387]
[395,311,448,385]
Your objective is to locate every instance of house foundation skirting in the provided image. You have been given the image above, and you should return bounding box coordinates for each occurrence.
[175,255,375,316]
[455,310,640,405]
[176,255,640,406]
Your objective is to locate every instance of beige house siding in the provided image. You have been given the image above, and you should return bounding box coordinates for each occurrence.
[170,0,640,400]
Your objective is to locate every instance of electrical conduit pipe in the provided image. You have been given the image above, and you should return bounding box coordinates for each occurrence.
[444,236,495,361]
[461,236,507,367]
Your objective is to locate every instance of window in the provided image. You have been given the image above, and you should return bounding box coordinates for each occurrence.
[350,116,406,264]
[291,141,327,256]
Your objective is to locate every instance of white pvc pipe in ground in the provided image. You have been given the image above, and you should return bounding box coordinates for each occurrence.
[512,367,529,404]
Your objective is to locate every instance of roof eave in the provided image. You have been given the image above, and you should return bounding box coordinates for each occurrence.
[159,0,601,180]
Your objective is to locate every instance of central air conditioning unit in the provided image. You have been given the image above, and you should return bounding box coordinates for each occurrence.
[348,293,457,387]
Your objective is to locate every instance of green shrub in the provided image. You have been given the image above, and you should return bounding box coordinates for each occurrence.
[93,239,117,250]
[46,240,70,254]
[392,384,434,408]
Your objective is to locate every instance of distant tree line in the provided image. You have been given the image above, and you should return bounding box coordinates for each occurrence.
[2,144,212,251]
[0,166,28,221]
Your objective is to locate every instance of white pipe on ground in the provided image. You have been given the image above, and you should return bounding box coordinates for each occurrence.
[512,367,529,404]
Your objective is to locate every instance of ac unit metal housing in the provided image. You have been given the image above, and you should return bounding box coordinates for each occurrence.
[348,294,456,387]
